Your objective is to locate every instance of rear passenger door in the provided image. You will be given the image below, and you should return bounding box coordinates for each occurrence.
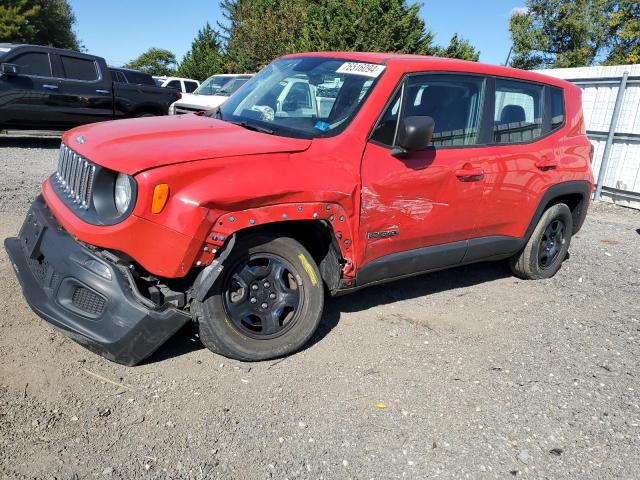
[472,78,554,240]
[54,53,113,127]
[360,73,488,269]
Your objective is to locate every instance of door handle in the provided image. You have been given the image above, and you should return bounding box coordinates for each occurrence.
[535,159,558,171]
[42,84,58,90]
[95,89,111,94]
[455,164,484,182]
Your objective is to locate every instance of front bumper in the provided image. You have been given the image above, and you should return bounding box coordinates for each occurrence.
[4,196,190,366]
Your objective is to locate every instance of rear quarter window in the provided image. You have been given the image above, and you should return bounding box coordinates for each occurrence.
[550,87,565,131]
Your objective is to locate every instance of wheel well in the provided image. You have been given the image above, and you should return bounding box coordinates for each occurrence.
[547,193,585,232]
[234,220,343,291]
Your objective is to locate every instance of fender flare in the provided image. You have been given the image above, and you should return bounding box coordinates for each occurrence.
[194,202,357,283]
[523,180,592,240]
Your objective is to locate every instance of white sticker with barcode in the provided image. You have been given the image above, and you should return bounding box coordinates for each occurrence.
[336,62,386,78]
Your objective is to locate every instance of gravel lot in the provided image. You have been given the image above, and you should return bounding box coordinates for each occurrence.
[1,137,639,479]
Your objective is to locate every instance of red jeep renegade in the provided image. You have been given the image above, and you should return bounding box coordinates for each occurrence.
[5,53,594,365]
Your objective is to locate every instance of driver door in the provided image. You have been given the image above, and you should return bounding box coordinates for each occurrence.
[359,73,489,274]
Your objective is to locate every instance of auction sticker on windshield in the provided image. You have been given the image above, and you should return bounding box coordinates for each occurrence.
[336,62,386,78]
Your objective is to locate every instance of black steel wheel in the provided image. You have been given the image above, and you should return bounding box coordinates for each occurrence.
[223,253,302,339]
[510,203,573,280]
[538,219,566,269]
[196,234,324,361]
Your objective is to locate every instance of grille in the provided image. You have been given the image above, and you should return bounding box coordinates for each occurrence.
[72,287,106,316]
[54,144,96,209]
[175,105,204,114]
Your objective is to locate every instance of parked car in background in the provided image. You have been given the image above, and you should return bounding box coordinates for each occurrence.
[0,44,180,130]
[109,67,156,86]
[153,75,200,93]
[5,53,594,366]
[169,74,253,114]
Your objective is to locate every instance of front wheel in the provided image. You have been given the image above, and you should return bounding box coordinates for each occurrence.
[196,234,324,361]
[510,202,573,280]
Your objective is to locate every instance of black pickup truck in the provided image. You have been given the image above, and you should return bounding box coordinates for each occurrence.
[0,44,180,130]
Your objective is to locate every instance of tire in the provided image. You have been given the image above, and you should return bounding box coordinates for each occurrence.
[196,234,324,361]
[510,203,573,280]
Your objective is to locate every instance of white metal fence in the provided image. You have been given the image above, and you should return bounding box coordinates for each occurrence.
[536,65,640,209]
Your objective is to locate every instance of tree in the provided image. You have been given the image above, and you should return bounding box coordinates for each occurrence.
[508,0,638,69]
[124,48,177,76]
[603,0,640,65]
[304,0,436,55]
[433,33,480,61]
[176,23,226,81]
[220,0,308,73]
[0,0,81,50]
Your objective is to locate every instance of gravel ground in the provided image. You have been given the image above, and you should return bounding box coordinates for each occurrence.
[1,137,639,479]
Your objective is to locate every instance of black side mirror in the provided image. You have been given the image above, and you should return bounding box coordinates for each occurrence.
[391,116,435,158]
[0,63,19,76]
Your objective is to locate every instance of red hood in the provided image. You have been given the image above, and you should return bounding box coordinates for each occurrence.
[62,115,311,175]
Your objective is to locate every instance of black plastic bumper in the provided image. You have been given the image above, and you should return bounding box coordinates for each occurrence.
[4,196,190,366]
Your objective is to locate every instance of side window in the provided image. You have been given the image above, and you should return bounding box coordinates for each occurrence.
[550,87,565,131]
[372,74,485,148]
[60,56,99,81]
[493,79,543,143]
[11,52,52,77]
[185,81,198,93]
[166,80,182,90]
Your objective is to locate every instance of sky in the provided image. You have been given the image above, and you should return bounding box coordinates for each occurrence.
[68,0,526,68]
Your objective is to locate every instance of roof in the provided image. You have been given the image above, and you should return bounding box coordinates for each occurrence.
[282,51,578,90]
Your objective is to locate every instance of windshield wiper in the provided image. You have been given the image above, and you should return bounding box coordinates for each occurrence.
[229,121,275,135]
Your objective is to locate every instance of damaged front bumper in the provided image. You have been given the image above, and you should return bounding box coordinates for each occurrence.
[4,196,190,366]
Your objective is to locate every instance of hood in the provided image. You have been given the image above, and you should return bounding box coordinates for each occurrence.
[175,93,228,109]
[63,114,311,175]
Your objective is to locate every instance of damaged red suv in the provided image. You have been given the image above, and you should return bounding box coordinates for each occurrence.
[5,52,594,365]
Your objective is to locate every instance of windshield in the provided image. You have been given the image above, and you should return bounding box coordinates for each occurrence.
[216,77,250,96]
[194,75,236,96]
[216,57,384,139]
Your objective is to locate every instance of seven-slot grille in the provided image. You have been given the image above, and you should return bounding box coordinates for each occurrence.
[55,144,96,209]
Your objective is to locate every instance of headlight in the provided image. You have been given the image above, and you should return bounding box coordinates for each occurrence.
[114,173,132,214]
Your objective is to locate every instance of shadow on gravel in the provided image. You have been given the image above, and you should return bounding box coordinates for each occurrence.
[306,260,512,349]
[143,322,204,365]
[143,261,512,364]
[0,137,61,149]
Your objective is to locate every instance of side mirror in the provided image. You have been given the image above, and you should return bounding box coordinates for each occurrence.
[391,116,435,158]
[0,63,19,76]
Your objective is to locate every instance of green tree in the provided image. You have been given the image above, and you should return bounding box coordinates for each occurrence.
[304,0,436,55]
[124,48,177,76]
[0,0,81,50]
[220,0,308,73]
[433,33,480,61]
[176,23,226,81]
[603,0,640,65]
[507,0,631,69]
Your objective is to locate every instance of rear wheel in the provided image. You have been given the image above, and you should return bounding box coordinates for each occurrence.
[510,203,573,279]
[196,234,324,361]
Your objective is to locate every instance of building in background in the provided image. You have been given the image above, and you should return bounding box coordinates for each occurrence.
[537,65,640,210]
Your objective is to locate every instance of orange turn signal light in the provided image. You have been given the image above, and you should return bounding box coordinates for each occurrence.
[151,184,169,214]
